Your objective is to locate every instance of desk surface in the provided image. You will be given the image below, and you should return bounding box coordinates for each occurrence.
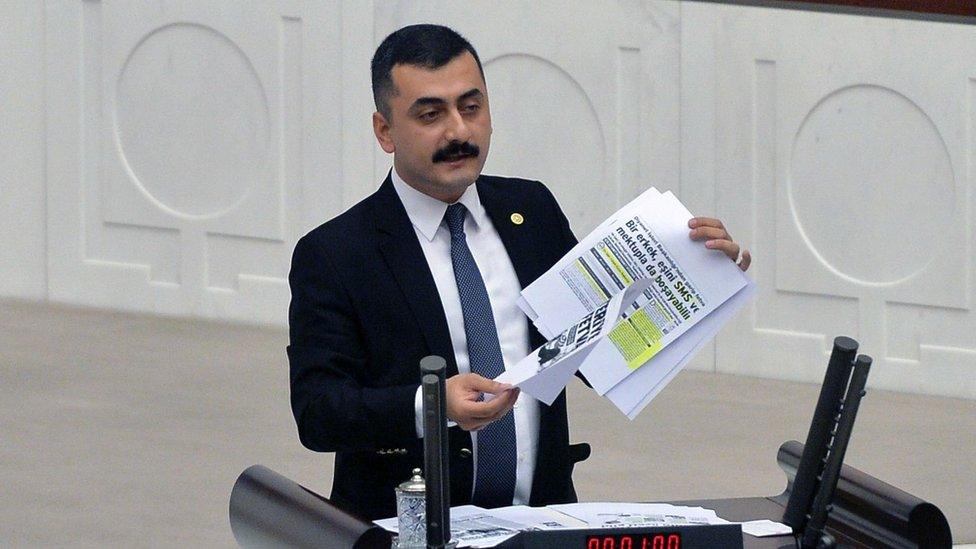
[676,496,797,548]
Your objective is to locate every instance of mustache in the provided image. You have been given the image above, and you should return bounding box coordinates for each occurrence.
[432,141,480,163]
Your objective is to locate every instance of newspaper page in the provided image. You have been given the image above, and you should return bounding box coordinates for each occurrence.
[374,504,585,548]
[605,283,755,419]
[546,502,731,528]
[514,188,754,417]
[374,505,522,547]
[517,187,666,338]
[494,283,638,405]
[376,502,782,545]
[526,190,747,395]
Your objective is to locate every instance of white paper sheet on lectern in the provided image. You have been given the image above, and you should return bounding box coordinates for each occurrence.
[547,502,731,527]
[375,504,587,547]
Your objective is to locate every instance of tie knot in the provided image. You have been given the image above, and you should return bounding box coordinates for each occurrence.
[445,203,467,237]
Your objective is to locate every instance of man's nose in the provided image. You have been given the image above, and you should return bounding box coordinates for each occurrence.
[443,108,472,142]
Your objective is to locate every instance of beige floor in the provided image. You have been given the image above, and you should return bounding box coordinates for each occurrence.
[1,300,973,547]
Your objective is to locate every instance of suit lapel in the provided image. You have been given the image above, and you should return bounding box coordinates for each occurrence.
[477,178,548,349]
[372,177,459,377]
[477,179,543,291]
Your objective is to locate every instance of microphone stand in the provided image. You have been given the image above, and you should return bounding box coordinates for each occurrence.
[421,356,456,549]
[800,354,872,549]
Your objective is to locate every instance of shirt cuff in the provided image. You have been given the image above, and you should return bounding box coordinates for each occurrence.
[414,385,424,437]
[414,385,458,437]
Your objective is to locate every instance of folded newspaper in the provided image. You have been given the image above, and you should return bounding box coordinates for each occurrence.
[502,187,756,419]
[375,502,740,547]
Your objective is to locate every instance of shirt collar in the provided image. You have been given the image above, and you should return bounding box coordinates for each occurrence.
[391,168,487,242]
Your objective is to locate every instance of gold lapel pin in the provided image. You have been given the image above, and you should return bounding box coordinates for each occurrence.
[510,212,524,225]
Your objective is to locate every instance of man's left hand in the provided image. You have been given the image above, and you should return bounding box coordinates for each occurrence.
[688,217,752,272]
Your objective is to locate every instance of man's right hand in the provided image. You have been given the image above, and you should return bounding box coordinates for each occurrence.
[445,373,520,431]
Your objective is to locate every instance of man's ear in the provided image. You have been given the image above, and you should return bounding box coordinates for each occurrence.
[372,111,396,153]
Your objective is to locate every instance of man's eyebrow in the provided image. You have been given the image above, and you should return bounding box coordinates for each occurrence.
[408,89,484,113]
[457,88,484,102]
[408,96,447,113]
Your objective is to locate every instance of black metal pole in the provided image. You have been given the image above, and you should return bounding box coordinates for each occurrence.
[800,354,872,548]
[421,356,451,548]
[783,336,858,530]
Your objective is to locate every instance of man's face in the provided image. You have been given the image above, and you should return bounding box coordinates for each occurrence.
[373,51,492,203]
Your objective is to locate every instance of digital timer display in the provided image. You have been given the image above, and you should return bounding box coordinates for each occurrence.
[585,533,682,549]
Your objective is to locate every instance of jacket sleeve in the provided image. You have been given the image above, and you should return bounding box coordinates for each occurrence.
[286,234,418,453]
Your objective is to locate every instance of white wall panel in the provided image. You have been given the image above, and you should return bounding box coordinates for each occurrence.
[683,2,976,398]
[1,1,970,398]
[0,2,47,299]
[44,0,342,324]
[335,0,379,211]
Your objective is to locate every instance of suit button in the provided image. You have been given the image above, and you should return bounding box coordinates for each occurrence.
[459,448,472,458]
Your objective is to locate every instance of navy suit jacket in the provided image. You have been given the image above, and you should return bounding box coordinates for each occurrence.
[287,174,589,521]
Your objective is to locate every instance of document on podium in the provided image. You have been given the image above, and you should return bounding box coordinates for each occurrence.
[511,187,755,418]
[376,502,791,547]
[374,504,586,547]
[547,502,731,527]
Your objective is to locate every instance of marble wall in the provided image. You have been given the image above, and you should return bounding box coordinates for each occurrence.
[2,1,972,398]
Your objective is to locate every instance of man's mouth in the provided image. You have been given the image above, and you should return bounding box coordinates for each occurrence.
[433,142,480,163]
[441,153,475,162]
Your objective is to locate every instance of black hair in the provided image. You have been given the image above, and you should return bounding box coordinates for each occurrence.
[371,24,485,120]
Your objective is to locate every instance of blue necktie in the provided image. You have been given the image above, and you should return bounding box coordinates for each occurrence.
[444,203,517,508]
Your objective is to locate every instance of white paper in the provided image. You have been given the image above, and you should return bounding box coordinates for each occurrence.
[487,505,588,530]
[512,186,754,418]
[495,285,635,405]
[374,505,524,548]
[739,519,794,537]
[575,191,749,395]
[547,502,731,528]
[375,504,595,547]
[376,502,771,547]
[607,282,757,419]
[374,504,485,533]
[520,189,685,337]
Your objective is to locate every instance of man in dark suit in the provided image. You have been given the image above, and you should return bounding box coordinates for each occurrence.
[288,24,750,521]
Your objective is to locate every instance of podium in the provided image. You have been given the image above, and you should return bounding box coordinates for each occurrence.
[228,444,950,548]
[229,343,952,547]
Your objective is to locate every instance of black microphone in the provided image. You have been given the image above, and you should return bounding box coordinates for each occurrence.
[421,355,452,548]
[783,336,858,531]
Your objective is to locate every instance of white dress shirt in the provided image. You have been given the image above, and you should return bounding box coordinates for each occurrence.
[393,169,539,505]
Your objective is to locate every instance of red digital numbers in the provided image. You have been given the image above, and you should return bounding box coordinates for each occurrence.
[586,534,680,549]
[646,535,681,549]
